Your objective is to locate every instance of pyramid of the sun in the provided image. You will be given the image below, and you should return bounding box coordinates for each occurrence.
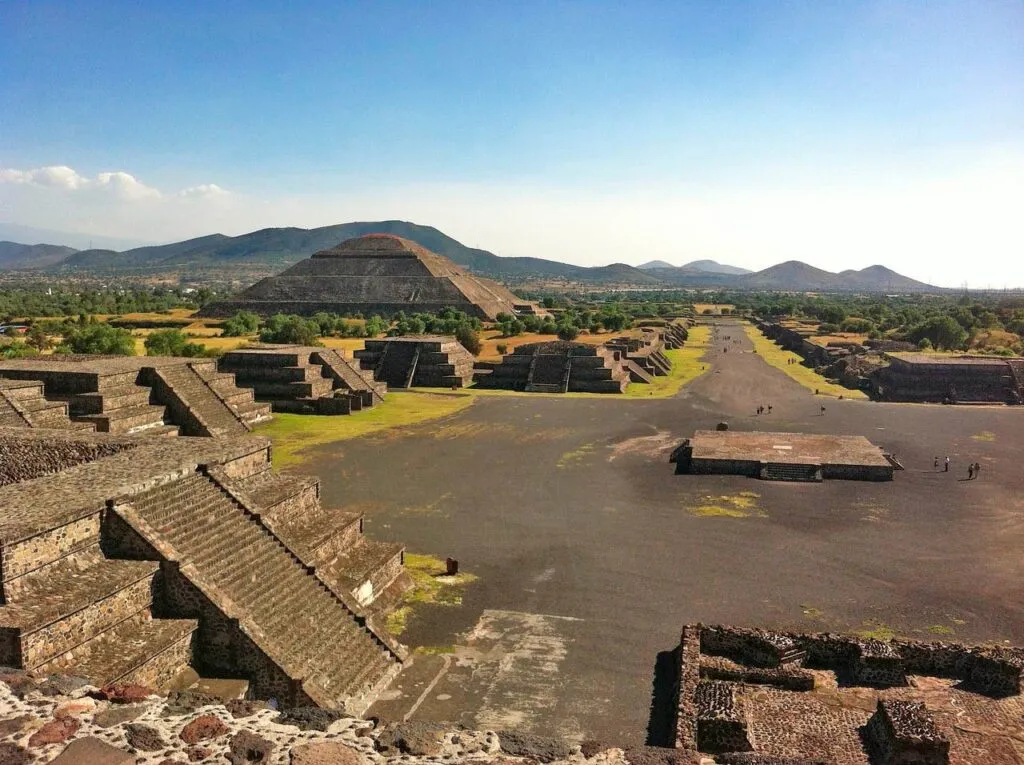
[201,233,523,321]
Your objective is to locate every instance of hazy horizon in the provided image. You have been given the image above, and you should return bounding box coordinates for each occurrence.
[2,1,1022,288]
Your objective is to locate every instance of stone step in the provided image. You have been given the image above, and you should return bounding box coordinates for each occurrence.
[319,539,404,607]
[151,364,248,437]
[74,403,167,434]
[36,611,197,691]
[0,380,46,401]
[0,549,159,668]
[71,384,152,415]
[271,507,362,564]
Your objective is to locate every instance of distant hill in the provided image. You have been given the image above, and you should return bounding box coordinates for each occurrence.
[0,220,941,292]
[679,259,751,276]
[736,261,934,292]
[0,241,79,269]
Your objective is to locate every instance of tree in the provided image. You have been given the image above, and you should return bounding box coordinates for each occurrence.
[221,311,261,337]
[259,314,322,346]
[25,325,52,352]
[557,323,580,341]
[908,316,968,351]
[455,324,481,355]
[144,329,209,357]
[59,324,135,355]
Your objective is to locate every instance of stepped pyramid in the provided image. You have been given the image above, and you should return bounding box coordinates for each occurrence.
[200,233,523,321]
[0,428,409,712]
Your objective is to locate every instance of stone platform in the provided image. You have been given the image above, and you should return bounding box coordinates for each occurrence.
[674,624,1024,764]
[671,430,894,482]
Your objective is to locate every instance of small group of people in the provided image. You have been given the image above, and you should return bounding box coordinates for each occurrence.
[755,404,773,415]
[967,462,982,480]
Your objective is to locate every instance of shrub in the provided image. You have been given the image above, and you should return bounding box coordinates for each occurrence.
[557,324,580,342]
[144,329,209,357]
[221,310,261,337]
[496,343,508,355]
[456,324,481,355]
[259,314,322,346]
[59,323,135,355]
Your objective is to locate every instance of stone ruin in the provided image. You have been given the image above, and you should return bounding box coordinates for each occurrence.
[474,341,631,393]
[199,233,528,321]
[0,427,411,713]
[219,344,385,414]
[604,329,673,383]
[635,319,690,349]
[870,353,1024,405]
[674,624,1024,763]
[0,356,271,437]
[672,430,896,482]
[354,336,475,389]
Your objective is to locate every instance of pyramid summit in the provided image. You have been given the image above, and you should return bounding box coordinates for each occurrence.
[200,233,524,320]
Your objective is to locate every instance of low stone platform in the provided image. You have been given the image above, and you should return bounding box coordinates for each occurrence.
[474,341,630,394]
[355,336,475,389]
[671,430,894,482]
[675,624,1024,764]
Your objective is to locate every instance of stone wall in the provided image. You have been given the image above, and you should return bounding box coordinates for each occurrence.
[0,437,135,486]
[674,626,700,750]
[862,699,949,765]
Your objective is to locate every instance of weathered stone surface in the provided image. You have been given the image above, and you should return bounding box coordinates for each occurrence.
[580,740,613,758]
[0,673,37,699]
[0,742,33,765]
[38,674,92,695]
[291,741,364,765]
[276,707,346,732]
[227,729,275,763]
[179,714,230,744]
[0,715,38,739]
[224,698,268,718]
[92,704,146,728]
[53,697,97,718]
[498,731,573,763]
[125,722,167,751]
[622,746,703,765]
[97,682,155,704]
[164,690,221,716]
[187,747,212,762]
[376,721,447,756]
[48,736,133,765]
[27,717,79,747]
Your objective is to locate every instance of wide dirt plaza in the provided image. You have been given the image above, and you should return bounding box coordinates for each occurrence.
[288,319,1024,745]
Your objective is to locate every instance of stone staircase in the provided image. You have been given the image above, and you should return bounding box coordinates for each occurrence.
[759,463,822,482]
[311,349,385,405]
[190,363,273,426]
[375,342,419,388]
[0,379,94,431]
[0,541,197,690]
[117,471,401,712]
[70,381,176,436]
[148,363,252,437]
[526,353,569,393]
[233,469,409,610]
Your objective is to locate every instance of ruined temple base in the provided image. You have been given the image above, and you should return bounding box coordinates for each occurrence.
[672,430,894,482]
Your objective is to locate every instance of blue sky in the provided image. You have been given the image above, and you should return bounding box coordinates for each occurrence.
[2,1,1022,286]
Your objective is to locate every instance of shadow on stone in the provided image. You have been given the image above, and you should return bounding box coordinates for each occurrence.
[645,648,679,747]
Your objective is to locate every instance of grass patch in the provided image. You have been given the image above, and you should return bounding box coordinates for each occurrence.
[557,442,597,468]
[971,431,996,442]
[254,391,476,467]
[800,604,824,619]
[742,324,867,399]
[386,553,479,636]
[928,624,955,635]
[688,493,766,518]
[622,326,713,398]
[414,644,457,656]
[855,620,897,641]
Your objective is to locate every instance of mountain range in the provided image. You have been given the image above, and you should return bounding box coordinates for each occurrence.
[0,220,939,292]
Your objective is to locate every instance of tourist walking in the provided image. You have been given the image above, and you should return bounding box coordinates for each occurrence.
[974,462,981,479]
[944,456,950,473]
[934,457,939,471]
[968,464,974,480]
[767,404,773,414]
[820,405,826,416]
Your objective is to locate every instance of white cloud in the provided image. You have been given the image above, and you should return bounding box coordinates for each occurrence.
[0,165,216,201]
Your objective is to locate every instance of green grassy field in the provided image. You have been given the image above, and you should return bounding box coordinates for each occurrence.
[742,324,867,399]
[254,391,477,467]
[621,325,712,398]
